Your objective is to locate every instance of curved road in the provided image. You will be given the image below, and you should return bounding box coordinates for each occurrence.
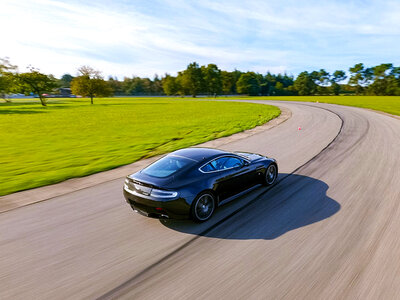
[1,101,400,299]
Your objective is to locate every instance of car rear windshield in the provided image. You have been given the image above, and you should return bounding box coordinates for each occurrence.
[141,155,192,178]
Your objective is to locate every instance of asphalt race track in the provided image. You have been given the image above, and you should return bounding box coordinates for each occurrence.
[1,101,400,299]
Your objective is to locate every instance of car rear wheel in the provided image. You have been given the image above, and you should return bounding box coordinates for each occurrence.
[191,192,215,222]
[265,164,277,186]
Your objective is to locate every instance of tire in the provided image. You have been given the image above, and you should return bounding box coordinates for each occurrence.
[191,192,216,222]
[264,163,277,186]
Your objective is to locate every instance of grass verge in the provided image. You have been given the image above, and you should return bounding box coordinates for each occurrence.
[235,96,400,116]
[0,97,280,196]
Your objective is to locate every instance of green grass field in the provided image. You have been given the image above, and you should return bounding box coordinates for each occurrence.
[0,97,280,196]
[236,96,400,116]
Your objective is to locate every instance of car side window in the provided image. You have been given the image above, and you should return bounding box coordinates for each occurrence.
[201,162,216,172]
[211,157,227,170]
[200,156,244,173]
[200,158,224,172]
[223,157,243,169]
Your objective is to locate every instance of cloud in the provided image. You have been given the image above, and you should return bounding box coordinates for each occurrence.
[0,0,399,78]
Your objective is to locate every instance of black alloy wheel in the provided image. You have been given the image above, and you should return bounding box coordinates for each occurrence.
[191,192,216,222]
[265,164,277,186]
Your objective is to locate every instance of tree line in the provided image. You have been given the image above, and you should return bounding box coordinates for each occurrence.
[1,58,400,106]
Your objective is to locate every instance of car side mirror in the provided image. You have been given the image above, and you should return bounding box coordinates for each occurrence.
[243,161,249,167]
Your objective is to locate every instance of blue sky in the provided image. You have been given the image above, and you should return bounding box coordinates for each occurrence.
[1,0,399,79]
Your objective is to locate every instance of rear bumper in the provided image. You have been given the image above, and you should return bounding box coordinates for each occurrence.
[123,189,191,219]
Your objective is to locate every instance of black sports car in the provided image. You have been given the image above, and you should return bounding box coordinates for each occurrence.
[123,147,278,222]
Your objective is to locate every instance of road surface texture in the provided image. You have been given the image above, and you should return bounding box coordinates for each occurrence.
[1,101,400,299]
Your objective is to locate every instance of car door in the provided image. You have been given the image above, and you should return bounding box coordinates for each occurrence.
[209,156,255,200]
[221,156,257,195]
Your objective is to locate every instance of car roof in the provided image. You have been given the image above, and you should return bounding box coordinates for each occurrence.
[169,147,230,162]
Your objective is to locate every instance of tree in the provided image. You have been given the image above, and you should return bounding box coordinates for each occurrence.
[16,67,58,106]
[122,77,148,95]
[162,74,179,95]
[313,69,330,95]
[293,71,317,95]
[236,72,260,95]
[389,67,400,95]
[122,77,135,95]
[231,69,243,93]
[266,73,296,96]
[59,74,74,88]
[254,73,268,95]
[121,76,155,95]
[142,78,154,94]
[368,63,394,95]
[221,71,235,95]
[391,66,400,81]
[175,72,188,96]
[264,72,277,95]
[152,74,163,95]
[330,70,347,95]
[0,57,17,101]
[70,66,112,104]
[202,64,222,96]
[107,76,123,95]
[273,82,285,95]
[180,62,204,97]
[349,63,372,95]
[281,73,295,88]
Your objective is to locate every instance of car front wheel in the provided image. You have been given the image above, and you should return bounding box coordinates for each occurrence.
[265,164,277,186]
[191,192,216,222]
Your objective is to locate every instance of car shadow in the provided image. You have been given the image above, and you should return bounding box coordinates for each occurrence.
[160,173,340,240]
